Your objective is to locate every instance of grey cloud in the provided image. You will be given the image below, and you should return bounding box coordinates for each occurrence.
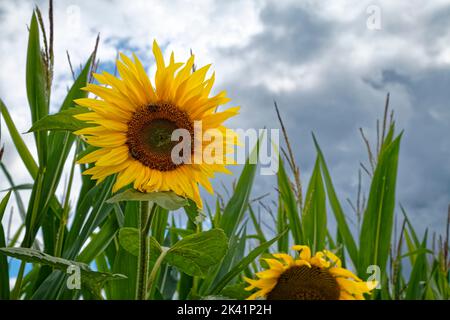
[215,1,450,235]
[220,3,333,65]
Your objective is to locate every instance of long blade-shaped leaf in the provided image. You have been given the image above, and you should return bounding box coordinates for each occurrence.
[219,141,258,238]
[0,247,125,299]
[0,191,12,299]
[302,157,327,253]
[0,99,38,178]
[208,231,285,295]
[26,12,49,165]
[312,134,358,265]
[358,131,402,275]
[405,231,429,299]
[277,158,303,244]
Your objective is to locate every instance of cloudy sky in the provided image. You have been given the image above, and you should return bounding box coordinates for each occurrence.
[1,0,449,242]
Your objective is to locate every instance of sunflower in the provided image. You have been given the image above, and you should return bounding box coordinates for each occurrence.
[244,245,376,300]
[74,40,239,208]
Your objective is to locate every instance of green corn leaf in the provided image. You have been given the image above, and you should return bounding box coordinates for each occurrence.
[200,224,247,295]
[312,134,358,265]
[64,177,114,259]
[94,253,112,299]
[0,163,27,220]
[0,99,38,178]
[169,228,195,238]
[277,158,303,244]
[404,228,417,265]
[302,156,327,253]
[219,140,258,238]
[44,55,92,179]
[107,190,187,211]
[358,132,402,275]
[65,177,108,249]
[0,191,12,300]
[0,191,11,222]
[19,56,93,254]
[178,202,199,300]
[401,205,421,247]
[405,232,429,299]
[30,178,113,299]
[110,202,139,300]
[248,205,267,244]
[151,206,169,244]
[209,231,286,295]
[276,195,289,252]
[221,282,250,300]
[77,214,119,263]
[0,184,34,192]
[184,199,200,227]
[26,12,49,165]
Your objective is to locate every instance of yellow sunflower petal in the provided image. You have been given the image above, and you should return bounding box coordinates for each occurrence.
[292,245,311,261]
[294,259,312,268]
[339,291,356,300]
[323,250,342,268]
[336,278,373,296]
[243,277,277,291]
[263,258,285,272]
[84,133,127,148]
[132,53,157,103]
[83,160,131,179]
[310,252,330,268]
[272,253,295,267]
[255,269,282,279]
[246,289,268,300]
[95,119,128,132]
[112,161,142,192]
[95,146,130,166]
[329,267,362,281]
[77,148,109,164]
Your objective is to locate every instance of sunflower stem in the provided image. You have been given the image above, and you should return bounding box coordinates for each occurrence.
[136,200,152,300]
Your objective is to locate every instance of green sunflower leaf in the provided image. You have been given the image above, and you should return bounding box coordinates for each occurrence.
[27,106,93,133]
[107,190,188,211]
[118,227,226,278]
[118,227,162,259]
[165,229,228,278]
[118,227,140,256]
[0,247,126,298]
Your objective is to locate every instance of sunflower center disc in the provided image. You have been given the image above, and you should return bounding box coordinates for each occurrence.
[126,103,194,171]
[267,265,340,300]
